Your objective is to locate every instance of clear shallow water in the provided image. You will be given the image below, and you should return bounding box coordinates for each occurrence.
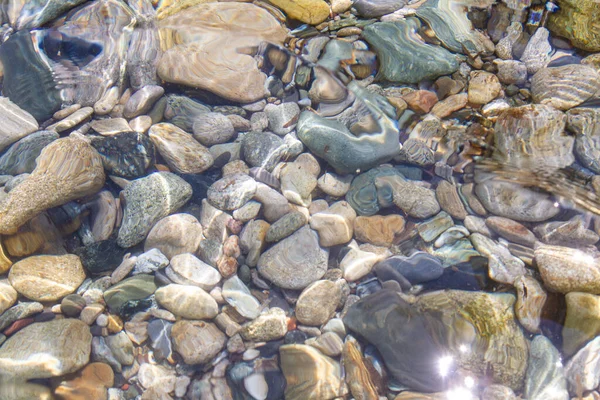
[0,0,599,399]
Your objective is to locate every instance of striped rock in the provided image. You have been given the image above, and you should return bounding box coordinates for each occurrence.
[531,65,600,111]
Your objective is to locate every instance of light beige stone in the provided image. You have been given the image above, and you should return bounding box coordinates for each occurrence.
[0,280,17,315]
[144,213,203,259]
[353,214,405,247]
[296,280,341,326]
[309,201,356,247]
[156,284,218,319]
[468,71,502,105]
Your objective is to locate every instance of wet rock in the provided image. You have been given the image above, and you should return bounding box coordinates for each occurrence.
[475,180,560,222]
[279,344,345,400]
[354,0,405,17]
[363,19,458,83]
[436,180,467,220]
[565,336,600,393]
[0,97,39,153]
[431,93,469,118]
[485,216,536,247]
[468,71,502,105]
[531,65,600,111]
[0,319,91,379]
[166,253,221,291]
[307,331,343,357]
[266,212,306,243]
[536,245,600,294]
[157,2,288,102]
[534,218,599,247]
[8,254,85,302]
[569,108,600,174]
[156,284,218,320]
[417,211,453,243]
[310,201,356,247]
[296,280,341,326]
[103,275,157,313]
[118,172,192,248]
[0,130,58,176]
[90,132,155,179]
[342,336,379,400]
[149,122,213,174]
[145,213,203,260]
[222,276,261,319]
[375,174,440,219]
[0,281,17,316]
[240,307,288,342]
[520,27,552,74]
[494,59,528,85]
[524,335,568,400]
[47,107,93,132]
[345,165,402,216]
[548,0,600,52]
[514,275,546,334]
[562,292,600,357]
[470,233,526,285]
[265,103,300,136]
[0,302,43,332]
[0,137,105,235]
[74,237,128,275]
[163,94,210,132]
[54,362,114,400]
[132,248,168,275]
[137,363,176,393]
[171,320,226,365]
[123,85,164,119]
[90,117,133,136]
[241,131,286,172]
[353,214,405,247]
[280,162,317,207]
[340,242,389,282]
[257,226,328,290]
[208,174,257,211]
[374,252,444,285]
[147,319,173,363]
[192,112,236,146]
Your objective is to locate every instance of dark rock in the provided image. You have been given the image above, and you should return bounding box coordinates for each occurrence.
[103,275,157,313]
[0,131,59,175]
[89,132,155,179]
[148,319,174,362]
[73,237,129,274]
[284,330,308,344]
[374,253,444,285]
[61,294,87,317]
[177,171,220,205]
[119,298,154,319]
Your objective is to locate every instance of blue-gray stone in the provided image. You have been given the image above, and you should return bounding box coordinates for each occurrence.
[375,252,444,285]
[0,130,58,175]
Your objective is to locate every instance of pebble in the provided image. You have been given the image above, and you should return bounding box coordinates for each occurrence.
[233,201,262,222]
[265,102,300,136]
[129,115,152,133]
[8,254,86,302]
[61,293,87,317]
[267,0,329,24]
[295,280,341,326]
[353,214,405,247]
[208,173,257,211]
[375,174,440,219]
[103,275,157,313]
[374,252,444,286]
[562,292,600,357]
[531,64,600,111]
[123,85,164,119]
[514,275,547,334]
[565,336,600,393]
[47,107,93,132]
[340,243,389,282]
[222,276,261,319]
[534,218,599,247]
[436,180,468,220]
[317,172,353,197]
[90,132,155,178]
[149,123,214,174]
[55,362,114,400]
[280,162,317,207]
[146,319,173,363]
[0,130,58,176]
[166,253,221,291]
[431,93,469,118]
[0,318,91,379]
[155,284,218,320]
[171,320,226,365]
[193,112,236,146]
[471,233,526,285]
[144,213,203,260]
[535,245,600,294]
[309,201,356,247]
[117,172,192,248]
[258,226,328,290]
[240,307,288,342]
[307,331,343,357]
[0,280,17,316]
[266,211,306,243]
[0,302,43,332]
[485,216,536,247]
[468,71,502,105]
[0,97,39,153]
[520,27,552,74]
[495,59,528,85]
[524,335,569,400]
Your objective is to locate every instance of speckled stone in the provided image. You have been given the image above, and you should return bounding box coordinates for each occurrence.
[535,245,600,294]
[562,292,600,357]
[156,284,218,320]
[240,307,288,342]
[295,280,341,326]
[171,320,226,365]
[266,212,307,242]
[309,201,356,247]
[208,173,257,211]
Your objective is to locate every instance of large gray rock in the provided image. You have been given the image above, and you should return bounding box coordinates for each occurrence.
[0,130,58,175]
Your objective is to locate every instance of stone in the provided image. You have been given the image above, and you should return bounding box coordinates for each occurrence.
[137,363,176,392]
[375,174,440,219]
[144,214,203,260]
[569,108,600,174]
[241,132,286,172]
[240,307,288,342]
[280,162,317,207]
[0,137,105,235]
[309,201,356,247]
[494,59,528,85]
[105,331,134,366]
[353,214,405,247]
[436,180,467,220]
[514,275,546,334]
[470,233,526,285]
[90,131,155,179]
[149,123,214,174]
[267,0,329,24]
[0,281,17,316]
[132,248,169,275]
[192,112,236,146]
[374,252,444,285]
[257,226,328,290]
[475,180,559,222]
[565,336,600,393]
[8,254,86,302]
[297,82,400,175]
[156,284,218,320]
[524,335,568,400]
[531,65,600,111]
[317,172,353,197]
[240,219,270,267]
[265,212,306,243]
[0,97,39,153]
[54,362,114,400]
[353,0,405,17]
[295,280,341,326]
[562,292,600,357]
[103,275,157,313]
[431,93,469,118]
[73,238,128,275]
[123,85,164,119]
[534,218,599,247]
[0,130,58,176]
[0,319,91,379]
[0,302,43,332]
[208,174,257,211]
[468,71,502,105]
[146,319,173,363]
[548,0,600,52]
[362,19,459,84]
[171,321,226,365]
[279,344,345,400]
[222,276,261,320]
[520,27,552,74]
[536,245,600,294]
[118,172,192,248]
[485,216,536,247]
[340,242,389,282]
[47,107,93,132]
[265,103,300,136]
[157,3,288,102]
[166,253,221,291]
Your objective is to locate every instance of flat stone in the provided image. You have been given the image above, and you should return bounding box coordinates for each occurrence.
[123,85,165,119]
[0,130,58,176]
[240,219,270,267]
[431,93,469,118]
[257,226,328,290]
[171,320,226,365]
[536,245,600,294]
[374,252,444,285]
[470,233,526,285]
[375,174,440,219]
[240,307,288,342]
[166,253,221,291]
[280,162,317,207]
[485,216,536,247]
[156,284,218,320]
[531,65,600,111]
[103,275,157,313]
[534,218,599,247]
[144,213,203,260]
[149,122,214,174]
[0,302,43,332]
[47,107,93,132]
[0,319,91,379]
[309,201,356,247]
[468,71,502,105]
[562,292,600,357]
[548,0,600,52]
[436,180,467,220]
[9,254,86,302]
[295,280,341,326]
[353,214,405,247]
[132,248,169,275]
[0,97,39,153]
[90,117,133,136]
[192,112,236,146]
[514,275,547,334]
[317,172,353,197]
[118,172,192,248]
[222,276,261,319]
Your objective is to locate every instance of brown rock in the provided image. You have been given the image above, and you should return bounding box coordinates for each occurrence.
[0,137,105,234]
[402,90,439,114]
[54,362,114,400]
[468,71,502,105]
[353,215,405,247]
[343,336,379,400]
[562,292,600,357]
[430,93,468,118]
[171,320,226,364]
[435,180,467,220]
[485,216,536,247]
[9,254,86,302]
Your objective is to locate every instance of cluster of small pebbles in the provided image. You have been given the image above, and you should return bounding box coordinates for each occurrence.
[1,0,600,399]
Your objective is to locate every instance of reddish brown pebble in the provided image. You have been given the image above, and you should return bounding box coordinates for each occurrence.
[3,318,34,336]
[401,90,438,114]
[218,255,238,278]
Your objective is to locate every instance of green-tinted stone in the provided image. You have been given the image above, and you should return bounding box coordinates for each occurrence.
[103,275,157,312]
[548,0,600,52]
